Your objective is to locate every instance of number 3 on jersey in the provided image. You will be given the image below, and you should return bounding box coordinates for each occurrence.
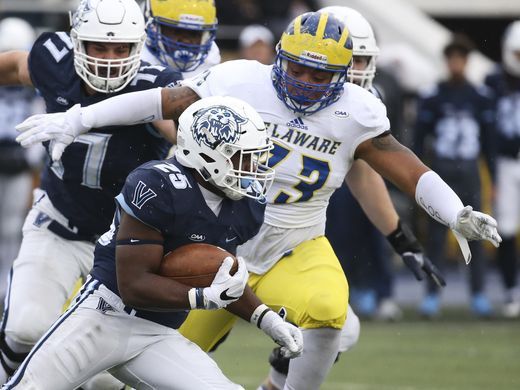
[268,142,330,204]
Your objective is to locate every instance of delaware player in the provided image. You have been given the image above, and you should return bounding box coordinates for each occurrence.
[141,0,221,77]
[16,12,502,390]
[3,96,302,389]
[0,0,182,384]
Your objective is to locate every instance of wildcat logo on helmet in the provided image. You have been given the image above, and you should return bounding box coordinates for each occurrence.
[192,106,247,148]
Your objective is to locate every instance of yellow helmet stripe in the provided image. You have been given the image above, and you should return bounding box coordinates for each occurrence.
[316,12,328,39]
[294,14,302,35]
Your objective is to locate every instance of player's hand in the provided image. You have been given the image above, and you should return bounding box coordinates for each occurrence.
[401,252,446,287]
[387,220,446,287]
[451,206,502,247]
[16,104,89,161]
[258,310,303,358]
[202,256,248,310]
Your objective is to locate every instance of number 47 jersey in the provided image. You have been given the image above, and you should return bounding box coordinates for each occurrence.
[28,32,182,239]
[183,60,390,229]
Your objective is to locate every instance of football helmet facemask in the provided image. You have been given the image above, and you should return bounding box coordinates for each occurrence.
[70,0,146,94]
[320,6,379,89]
[176,96,274,201]
[272,11,353,115]
[144,0,217,72]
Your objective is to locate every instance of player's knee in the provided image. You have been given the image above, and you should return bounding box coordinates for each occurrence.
[305,293,347,328]
[6,306,55,346]
[338,310,360,352]
[81,372,125,390]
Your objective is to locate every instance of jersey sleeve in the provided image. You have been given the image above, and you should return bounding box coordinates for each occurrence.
[131,63,182,90]
[181,59,258,98]
[115,167,174,232]
[28,32,75,96]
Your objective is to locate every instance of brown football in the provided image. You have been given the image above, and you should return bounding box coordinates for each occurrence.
[159,243,238,287]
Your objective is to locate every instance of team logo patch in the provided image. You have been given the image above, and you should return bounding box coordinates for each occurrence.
[192,105,247,148]
[131,181,157,210]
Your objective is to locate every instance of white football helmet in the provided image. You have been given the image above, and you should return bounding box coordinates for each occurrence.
[176,96,275,201]
[320,6,379,89]
[0,18,35,52]
[70,0,146,93]
[502,20,520,77]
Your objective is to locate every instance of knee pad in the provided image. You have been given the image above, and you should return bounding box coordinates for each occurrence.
[304,292,347,328]
[81,372,125,390]
[338,309,360,352]
[6,305,56,346]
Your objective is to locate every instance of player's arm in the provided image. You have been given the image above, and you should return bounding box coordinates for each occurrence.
[356,133,501,262]
[116,210,192,310]
[346,159,446,286]
[0,51,32,86]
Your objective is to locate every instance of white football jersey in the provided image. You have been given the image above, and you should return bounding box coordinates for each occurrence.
[141,41,221,79]
[183,60,390,273]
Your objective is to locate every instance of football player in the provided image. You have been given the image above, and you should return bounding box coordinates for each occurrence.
[141,0,220,77]
[485,20,520,318]
[3,96,302,389]
[16,12,502,390]
[0,0,182,385]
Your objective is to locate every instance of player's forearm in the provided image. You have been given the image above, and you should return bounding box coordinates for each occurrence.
[346,160,399,235]
[0,51,31,86]
[225,286,264,322]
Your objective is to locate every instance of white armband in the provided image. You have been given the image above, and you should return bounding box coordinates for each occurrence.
[81,87,163,129]
[415,171,464,228]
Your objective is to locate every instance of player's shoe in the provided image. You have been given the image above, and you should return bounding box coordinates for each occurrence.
[376,298,403,321]
[419,293,440,318]
[352,289,377,318]
[502,299,520,318]
[471,293,493,318]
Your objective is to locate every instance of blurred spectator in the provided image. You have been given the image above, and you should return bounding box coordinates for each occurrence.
[414,36,496,318]
[0,17,44,300]
[238,24,275,64]
[484,20,520,318]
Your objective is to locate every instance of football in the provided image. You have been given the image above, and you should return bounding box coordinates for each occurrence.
[159,243,238,287]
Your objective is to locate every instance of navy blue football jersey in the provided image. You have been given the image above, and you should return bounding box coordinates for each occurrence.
[415,80,495,167]
[91,157,265,328]
[485,68,520,158]
[28,32,182,239]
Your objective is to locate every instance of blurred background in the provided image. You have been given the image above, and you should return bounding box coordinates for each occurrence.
[1,1,519,389]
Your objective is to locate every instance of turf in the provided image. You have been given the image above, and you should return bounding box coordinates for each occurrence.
[212,316,520,390]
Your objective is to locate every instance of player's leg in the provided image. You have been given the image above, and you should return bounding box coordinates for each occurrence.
[0,192,94,381]
[251,236,348,390]
[3,281,126,389]
[178,307,238,352]
[112,330,243,390]
[0,173,32,300]
[495,157,520,317]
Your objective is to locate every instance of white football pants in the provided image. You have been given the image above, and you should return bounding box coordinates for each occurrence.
[495,156,520,236]
[3,280,243,390]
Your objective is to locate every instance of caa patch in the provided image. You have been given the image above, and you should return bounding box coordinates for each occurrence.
[192,105,247,148]
[131,180,157,209]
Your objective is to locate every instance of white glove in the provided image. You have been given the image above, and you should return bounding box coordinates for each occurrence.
[16,104,90,161]
[251,305,303,358]
[188,257,248,310]
[451,206,502,246]
[450,206,502,264]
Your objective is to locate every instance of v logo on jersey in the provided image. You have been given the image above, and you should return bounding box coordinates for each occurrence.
[286,117,308,130]
[131,181,157,210]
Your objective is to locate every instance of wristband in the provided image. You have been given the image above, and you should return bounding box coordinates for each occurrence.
[386,220,421,255]
[250,304,272,328]
[188,288,205,309]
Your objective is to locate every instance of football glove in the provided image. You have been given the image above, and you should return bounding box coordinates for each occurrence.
[16,104,89,162]
[188,257,248,310]
[387,221,446,287]
[451,206,501,247]
[251,304,303,358]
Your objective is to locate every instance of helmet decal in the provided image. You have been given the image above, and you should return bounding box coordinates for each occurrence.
[192,106,247,148]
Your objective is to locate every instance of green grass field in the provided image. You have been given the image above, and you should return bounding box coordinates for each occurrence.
[213,314,520,390]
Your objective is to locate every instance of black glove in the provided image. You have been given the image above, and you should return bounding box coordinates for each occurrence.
[387,221,446,287]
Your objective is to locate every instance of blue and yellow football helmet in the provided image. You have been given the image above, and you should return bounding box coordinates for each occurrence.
[144,0,217,72]
[272,12,353,115]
